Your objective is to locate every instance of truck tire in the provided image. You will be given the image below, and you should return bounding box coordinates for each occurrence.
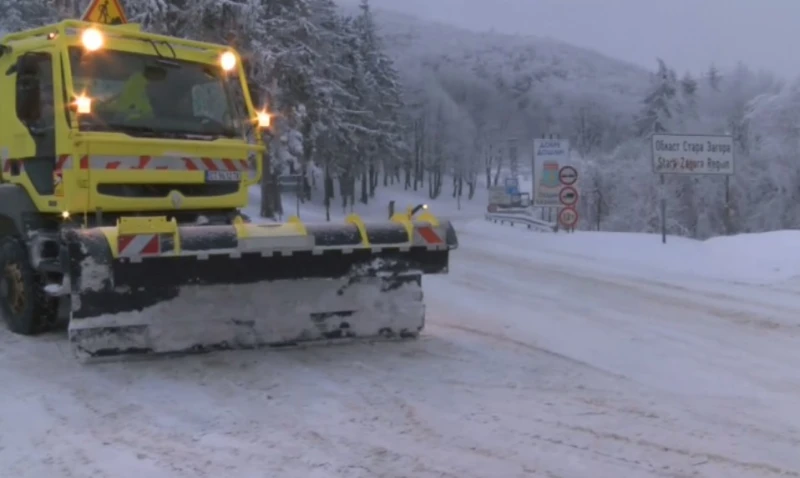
[0,237,47,335]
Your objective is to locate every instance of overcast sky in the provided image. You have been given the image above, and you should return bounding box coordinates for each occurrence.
[354,0,799,79]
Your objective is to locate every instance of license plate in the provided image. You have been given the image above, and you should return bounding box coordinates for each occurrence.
[205,171,242,182]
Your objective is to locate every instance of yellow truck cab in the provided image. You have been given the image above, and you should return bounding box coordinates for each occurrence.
[0,20,266,220]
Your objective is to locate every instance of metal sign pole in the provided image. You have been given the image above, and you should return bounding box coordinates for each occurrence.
[296,175,301,217]
[660,173,666,244]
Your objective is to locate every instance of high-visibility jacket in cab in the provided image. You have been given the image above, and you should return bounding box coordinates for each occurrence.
[111,72,153,118]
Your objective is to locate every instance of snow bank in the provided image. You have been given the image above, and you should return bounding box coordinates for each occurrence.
[246,182,488,223]
[697,230,800,282]
[462,220,800,285]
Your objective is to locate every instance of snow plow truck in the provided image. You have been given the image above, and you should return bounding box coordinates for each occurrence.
[0,6,457,361]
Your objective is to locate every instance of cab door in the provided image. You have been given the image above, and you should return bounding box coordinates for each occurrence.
[11,50,58,200]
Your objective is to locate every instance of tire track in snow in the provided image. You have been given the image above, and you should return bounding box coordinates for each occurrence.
[435,236,800,476]
[433,322,632,381]
[450,243,800,397]
[433,322,800,478]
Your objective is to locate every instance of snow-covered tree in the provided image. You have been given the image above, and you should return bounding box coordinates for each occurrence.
[352,0,405,201]
[707,64,722,92]
[636,59,678,136]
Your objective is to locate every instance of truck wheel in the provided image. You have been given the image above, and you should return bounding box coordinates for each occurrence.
[0,237,44,335]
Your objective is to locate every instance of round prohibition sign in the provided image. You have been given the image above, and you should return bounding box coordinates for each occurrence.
[558,165,578,186]
[558,206,578,228]
[559,185,578,207]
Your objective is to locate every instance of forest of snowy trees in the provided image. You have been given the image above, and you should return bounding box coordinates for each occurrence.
[1,0,799,237]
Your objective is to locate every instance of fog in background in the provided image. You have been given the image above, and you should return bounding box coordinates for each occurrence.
[349,0,799,78]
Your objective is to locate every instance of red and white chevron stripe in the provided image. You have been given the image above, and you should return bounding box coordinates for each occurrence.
[415,226,443,245]
[53,155,253,172]
[118,234,160,257]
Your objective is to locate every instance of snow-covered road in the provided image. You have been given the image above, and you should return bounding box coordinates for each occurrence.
[2,220,800,477]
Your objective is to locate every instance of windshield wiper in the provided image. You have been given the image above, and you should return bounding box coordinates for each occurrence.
[106,123,234,140]
[106,123,162,137]
[180,129,238,140]
[143,39,177,59]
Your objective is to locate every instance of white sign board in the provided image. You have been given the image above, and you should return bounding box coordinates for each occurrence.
[533,139,572,207]
[651,134,734,175]
[534,138,569,162]
[489,186,508,204]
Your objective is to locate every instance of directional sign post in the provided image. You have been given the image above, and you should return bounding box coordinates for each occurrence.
[651,133,734,243]
[558,207,578,230]
[82,0,128,25]
[559,185,578,207]
[652,134,734,175]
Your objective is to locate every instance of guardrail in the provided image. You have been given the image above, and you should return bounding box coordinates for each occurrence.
[487,208,530,215]
[485,212,557,232]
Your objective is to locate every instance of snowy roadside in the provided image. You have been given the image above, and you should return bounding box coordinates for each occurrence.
[1,209,800,477]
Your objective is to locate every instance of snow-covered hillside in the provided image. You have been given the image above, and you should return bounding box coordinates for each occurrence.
[3,194,800,477]
[356,5,650,162]
[375,8,649,100]
[352,5,650,159]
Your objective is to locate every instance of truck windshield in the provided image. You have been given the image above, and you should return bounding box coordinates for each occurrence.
[68,47,248,139]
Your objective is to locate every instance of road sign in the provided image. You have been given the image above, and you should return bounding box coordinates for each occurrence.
[651,134,734,175]
[533,138,571,207]
[534,138,570,162]
[82,0,128,25]
[504,177,519,195]
[489,186,507,205]
[277,174,302,193]
[558,207,578,228]
[558,165,578,186]
[559,186,578,207]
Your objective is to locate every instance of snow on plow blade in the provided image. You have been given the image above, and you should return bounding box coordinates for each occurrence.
[61,211,457,361]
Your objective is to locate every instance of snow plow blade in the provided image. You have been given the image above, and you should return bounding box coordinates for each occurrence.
[61,210,457,361]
